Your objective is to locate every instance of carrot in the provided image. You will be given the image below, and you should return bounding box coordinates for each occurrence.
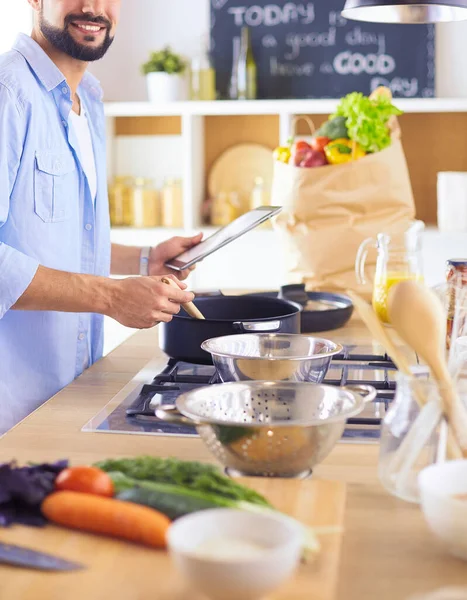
[42,491,170,548]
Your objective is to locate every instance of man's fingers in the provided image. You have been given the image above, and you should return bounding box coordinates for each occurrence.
[186,233,203,248]
[162,273,186,288]
[159,280,194,304]
[161,303,181,316]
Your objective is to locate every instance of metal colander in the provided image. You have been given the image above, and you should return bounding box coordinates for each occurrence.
[156,381,375,478]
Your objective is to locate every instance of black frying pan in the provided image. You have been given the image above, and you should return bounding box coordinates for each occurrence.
[159,293,302,364]
[245,284,353,333]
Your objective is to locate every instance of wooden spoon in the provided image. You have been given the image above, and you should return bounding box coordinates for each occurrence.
[161,277,205,320]
[347,290,462,460]
[388,280,467,455]
[346,290,415,375]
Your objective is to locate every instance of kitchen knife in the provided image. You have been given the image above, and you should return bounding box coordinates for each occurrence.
[0,542,85,571]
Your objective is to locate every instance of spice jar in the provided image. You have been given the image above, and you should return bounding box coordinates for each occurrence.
[161,178,183,228]
[127,177,159,228]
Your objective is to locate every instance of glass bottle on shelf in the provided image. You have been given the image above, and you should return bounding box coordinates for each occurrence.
[191,35,216,101]
[161,178,184,228]
[228,36,241,100]
[250,177,271,229]
[129,177,160,228]
[237,27,257,100]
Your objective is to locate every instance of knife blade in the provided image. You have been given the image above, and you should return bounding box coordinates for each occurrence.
[0,542,85,571]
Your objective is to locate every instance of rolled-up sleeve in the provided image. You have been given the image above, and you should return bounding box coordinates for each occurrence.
[0,82,39,318]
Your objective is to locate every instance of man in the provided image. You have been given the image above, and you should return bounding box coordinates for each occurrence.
[0,0,202,434]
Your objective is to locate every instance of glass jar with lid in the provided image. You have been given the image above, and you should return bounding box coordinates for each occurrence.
[211,191,241,226]
[127,177,160,228]
[161,178,184,228]
[109,176,132,227]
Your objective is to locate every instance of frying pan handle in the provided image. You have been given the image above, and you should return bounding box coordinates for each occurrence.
[233,320,282,333]
[342,384,377,404]
[155,404,199,426]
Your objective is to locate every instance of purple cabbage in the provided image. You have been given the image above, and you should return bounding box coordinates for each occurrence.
[0,460,68,527]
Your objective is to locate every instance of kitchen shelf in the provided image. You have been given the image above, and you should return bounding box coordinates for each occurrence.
[104,97,467,118]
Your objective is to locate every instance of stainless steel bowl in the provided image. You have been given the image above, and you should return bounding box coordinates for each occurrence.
[200,334,343,383]
[156,381,376,477]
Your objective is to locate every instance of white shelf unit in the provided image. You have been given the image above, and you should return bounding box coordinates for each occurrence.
[105,96,467,232]
[104,97,467,118]
[106,98,467,290]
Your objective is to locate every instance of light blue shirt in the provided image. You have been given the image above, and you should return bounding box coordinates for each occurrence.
[0,34,111,434]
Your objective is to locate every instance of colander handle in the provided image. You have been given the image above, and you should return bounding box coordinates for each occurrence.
[342,384,377,404]
[155,404,200,426]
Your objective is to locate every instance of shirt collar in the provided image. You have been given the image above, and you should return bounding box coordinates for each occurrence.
[80,71,104,101]
[12,33,103,100]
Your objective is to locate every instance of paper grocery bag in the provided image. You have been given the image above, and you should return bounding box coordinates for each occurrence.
[271,139,416,300]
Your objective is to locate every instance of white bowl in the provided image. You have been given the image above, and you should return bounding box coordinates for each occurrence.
[419,460,467,560]
[167,508,304,600]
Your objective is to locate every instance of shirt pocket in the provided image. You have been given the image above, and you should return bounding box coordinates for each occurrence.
[34,151,76,223]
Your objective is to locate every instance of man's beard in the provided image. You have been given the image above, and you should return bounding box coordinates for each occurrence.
[39,11,114,62]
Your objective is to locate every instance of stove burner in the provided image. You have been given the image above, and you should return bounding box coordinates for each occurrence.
[121,346,402,442]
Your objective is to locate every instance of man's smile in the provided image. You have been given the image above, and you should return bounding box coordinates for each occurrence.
[70,21,107,36]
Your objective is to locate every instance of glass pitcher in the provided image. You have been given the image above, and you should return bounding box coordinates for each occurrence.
[355,220,425,324]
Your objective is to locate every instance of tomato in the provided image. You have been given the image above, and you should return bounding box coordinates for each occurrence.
[291,140,311,154]
[310,136,331,153]
[290,140,312,167]
[55,466,114,497]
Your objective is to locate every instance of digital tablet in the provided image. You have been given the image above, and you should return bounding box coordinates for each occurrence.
[165,206,282,271]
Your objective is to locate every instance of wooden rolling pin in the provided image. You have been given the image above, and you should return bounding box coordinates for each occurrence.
[161,277,205,320]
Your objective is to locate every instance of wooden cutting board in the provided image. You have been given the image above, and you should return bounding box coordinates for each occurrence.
[0,477,346,600]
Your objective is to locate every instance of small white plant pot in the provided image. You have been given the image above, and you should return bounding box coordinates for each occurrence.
[146,72,188,103]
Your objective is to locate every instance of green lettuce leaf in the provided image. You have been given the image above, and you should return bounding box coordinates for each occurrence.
[332,92,402,153]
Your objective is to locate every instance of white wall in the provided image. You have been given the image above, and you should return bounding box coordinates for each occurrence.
[0,1,32,53]
[1,0,466,99]
[89,0,467,101]
[90,0,209,102]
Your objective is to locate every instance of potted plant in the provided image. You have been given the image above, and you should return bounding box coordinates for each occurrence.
[142,47,188,102]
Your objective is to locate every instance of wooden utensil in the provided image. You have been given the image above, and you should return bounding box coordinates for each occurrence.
[347,290,462,461]
[388,280,467,456]
[346,291,414,375]
[161,277,205,320]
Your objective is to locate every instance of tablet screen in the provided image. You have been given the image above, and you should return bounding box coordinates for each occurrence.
[165,206,282,271]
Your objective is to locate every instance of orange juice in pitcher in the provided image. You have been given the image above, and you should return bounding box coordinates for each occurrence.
[356,221,425,324]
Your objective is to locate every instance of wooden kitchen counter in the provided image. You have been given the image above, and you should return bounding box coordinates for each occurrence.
[1,317,466,600]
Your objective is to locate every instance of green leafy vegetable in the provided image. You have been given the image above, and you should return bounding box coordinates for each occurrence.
[95,457,270,507]
[97,458,321,558]
[113,474,246,520]
[315,116,348,141]
[332,92,402,153]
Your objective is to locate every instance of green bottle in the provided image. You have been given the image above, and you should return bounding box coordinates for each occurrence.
[237,27,257,100]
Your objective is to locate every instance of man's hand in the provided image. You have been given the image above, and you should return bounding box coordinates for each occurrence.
[149,233,203,280]
[107,275,194,329]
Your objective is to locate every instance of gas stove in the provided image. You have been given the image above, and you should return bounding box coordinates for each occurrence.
[83,344,413,443]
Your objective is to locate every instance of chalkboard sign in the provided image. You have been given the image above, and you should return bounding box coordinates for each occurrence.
[210,0,435,100]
